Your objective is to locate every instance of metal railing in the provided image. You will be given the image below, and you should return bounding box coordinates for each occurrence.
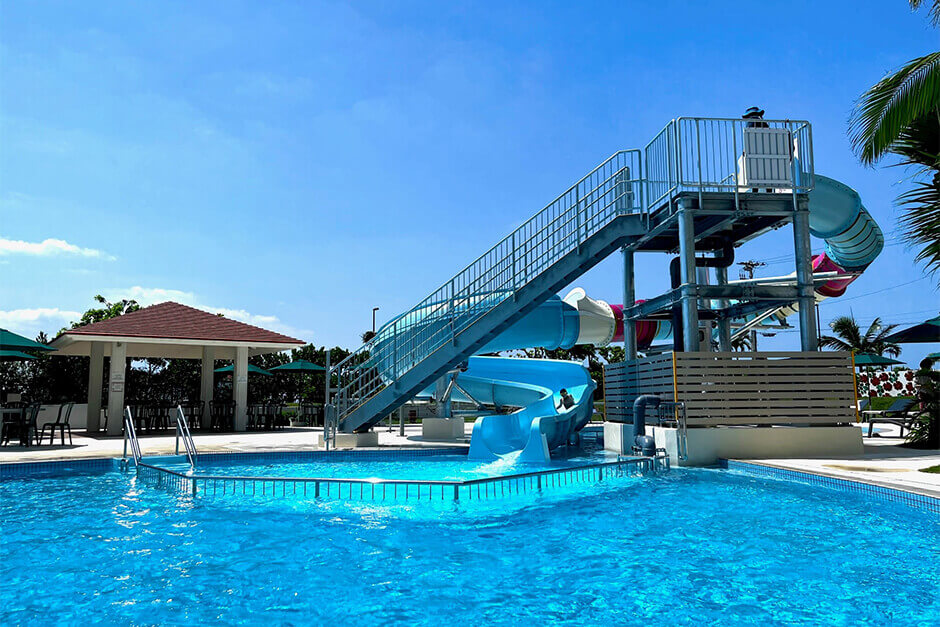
[331,150,644,423]
[174,405,198,468]
[135,454,669,502]
[122,407,142,466]
[644,117,814,211]
[656,401,688,462]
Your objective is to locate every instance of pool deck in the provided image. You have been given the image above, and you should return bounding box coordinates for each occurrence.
[737,424,940,499]
[0,424,470,464]
[2,422,937,498]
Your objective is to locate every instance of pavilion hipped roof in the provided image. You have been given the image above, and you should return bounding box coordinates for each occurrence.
[49,302,305,359]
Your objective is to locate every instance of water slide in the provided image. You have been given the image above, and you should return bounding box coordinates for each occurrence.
[460,174,882,462]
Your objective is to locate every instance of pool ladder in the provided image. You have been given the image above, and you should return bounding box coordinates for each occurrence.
[174,405,198,469]
[122,406,142,467]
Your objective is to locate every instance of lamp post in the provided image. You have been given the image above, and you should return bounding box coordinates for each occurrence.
[372,307,380,333]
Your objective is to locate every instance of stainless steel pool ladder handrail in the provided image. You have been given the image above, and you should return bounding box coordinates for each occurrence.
[123,406,142,466]
[656,401,688,461]
[175,405,197,468]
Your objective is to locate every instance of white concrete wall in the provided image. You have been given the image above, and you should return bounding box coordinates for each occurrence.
[604,422,863,466]
[422,417,465,441]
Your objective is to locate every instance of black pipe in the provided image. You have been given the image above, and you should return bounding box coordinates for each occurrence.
[633,395,661,456]
[670,243,735,351]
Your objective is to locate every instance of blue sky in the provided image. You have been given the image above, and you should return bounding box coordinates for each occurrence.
[1,0,937,364]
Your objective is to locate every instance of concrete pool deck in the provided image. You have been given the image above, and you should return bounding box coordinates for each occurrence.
[735,424,940,499]
[1,422,937,498]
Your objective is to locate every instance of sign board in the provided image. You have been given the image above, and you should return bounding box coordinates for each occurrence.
[110,382,124,393]
[236,375,248,384]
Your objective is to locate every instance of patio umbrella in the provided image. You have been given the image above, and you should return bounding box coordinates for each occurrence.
[214,364,273,377]
[927,352,940,360]
[883,315,940,344]
[0,328,56,352]
[852,353,904,367]
[0,349,37,361]
[269,359,325,373]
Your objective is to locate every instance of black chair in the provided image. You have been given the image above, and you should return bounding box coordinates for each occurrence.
[299,403,319,427]
[4,404,41,446]
[41,402,74,445]
[179,400,204,431]
[1,404,25,446]
[210,400,235,431]
[864,398,917,437]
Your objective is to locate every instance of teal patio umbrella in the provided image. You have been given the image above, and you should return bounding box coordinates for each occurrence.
[270,359,325,373]
[0,328,56,353]
[926,352,940,360]
[0,349,37,361]
[214,364,273,377]
[853,353,904,367]
[883,315,940,344]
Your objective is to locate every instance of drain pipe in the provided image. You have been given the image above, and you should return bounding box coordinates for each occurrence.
[633,395,661,456]
[670,243,735,351]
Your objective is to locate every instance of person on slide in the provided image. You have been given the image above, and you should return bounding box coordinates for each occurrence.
[556,389,575,412]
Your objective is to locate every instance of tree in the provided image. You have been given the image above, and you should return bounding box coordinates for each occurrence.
[360,330,376,343]
[848,2,940,278]
[818,315,902,357]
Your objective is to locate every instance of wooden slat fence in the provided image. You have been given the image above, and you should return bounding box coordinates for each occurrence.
[605,351,856,426]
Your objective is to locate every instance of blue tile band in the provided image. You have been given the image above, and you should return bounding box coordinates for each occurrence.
[722,459,940,515]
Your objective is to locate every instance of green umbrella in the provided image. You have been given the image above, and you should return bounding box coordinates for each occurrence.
[270,359,325,373]
[0,328,55,352]
[214,364,273,377]
[0,349,37,361]
[852,352,904,367]
[926,352,940,360]
[883,315,940,344]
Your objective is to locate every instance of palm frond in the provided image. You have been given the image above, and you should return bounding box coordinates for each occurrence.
[849,52,940,165]
[898,169,940,280]
[818,335,854,352]
[910,0,940,26]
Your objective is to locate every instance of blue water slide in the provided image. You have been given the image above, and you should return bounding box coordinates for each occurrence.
[463,356,595,463]
[807,175,883,271]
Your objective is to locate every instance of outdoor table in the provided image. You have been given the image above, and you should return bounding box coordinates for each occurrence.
[1,406,34,446]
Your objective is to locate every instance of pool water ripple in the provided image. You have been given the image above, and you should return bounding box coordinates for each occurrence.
[1,464,938,625]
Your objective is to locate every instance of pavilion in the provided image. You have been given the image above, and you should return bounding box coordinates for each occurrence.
[49,302,305,435]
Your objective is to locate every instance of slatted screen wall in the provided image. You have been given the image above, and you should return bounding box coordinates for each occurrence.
[605,351,856,426]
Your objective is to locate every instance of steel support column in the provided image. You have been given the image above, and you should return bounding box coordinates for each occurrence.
[622,246,637,360]
[715,266,732,351]
[677,200,700,351]
[792,201,818,351]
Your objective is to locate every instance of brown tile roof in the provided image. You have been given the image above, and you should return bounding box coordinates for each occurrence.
[62,302,304,344]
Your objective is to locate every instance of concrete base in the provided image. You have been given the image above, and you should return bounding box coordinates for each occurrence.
[603,422,864,466]
[652,425,864,466]
[317,431,379,449]
[603,422,636,456]
[422,417,465,441]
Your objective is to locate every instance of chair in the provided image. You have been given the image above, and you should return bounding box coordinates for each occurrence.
[863,398,917,437]
[180,400,204,431]
[210,400,235,431]
[41,402,74,445]
[4,404,41,446]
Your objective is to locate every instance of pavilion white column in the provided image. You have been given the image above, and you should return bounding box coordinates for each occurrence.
[200,346,215,429]
[86,343,104,433]
[233,346,249,431]
[106,341,127,436]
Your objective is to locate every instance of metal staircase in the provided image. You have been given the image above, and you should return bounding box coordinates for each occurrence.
[330,151,649,433]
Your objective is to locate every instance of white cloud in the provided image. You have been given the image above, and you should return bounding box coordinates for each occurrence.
[0,237,115,260]
[0,307,81,339]
[102,286,312,341]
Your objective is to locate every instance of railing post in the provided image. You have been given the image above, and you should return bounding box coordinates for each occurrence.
[450,279,457,346]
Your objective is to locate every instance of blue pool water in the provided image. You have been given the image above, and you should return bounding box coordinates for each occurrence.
[1,460,938,625]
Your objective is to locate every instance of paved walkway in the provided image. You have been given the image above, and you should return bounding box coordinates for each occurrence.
[0,424,472,464]
[742,424,940,498]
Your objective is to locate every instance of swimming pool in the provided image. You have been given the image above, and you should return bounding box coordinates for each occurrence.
[1,458,938,625]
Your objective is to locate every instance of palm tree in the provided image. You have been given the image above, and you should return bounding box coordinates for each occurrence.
[818,315,902,357]
[848,2,940,278]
